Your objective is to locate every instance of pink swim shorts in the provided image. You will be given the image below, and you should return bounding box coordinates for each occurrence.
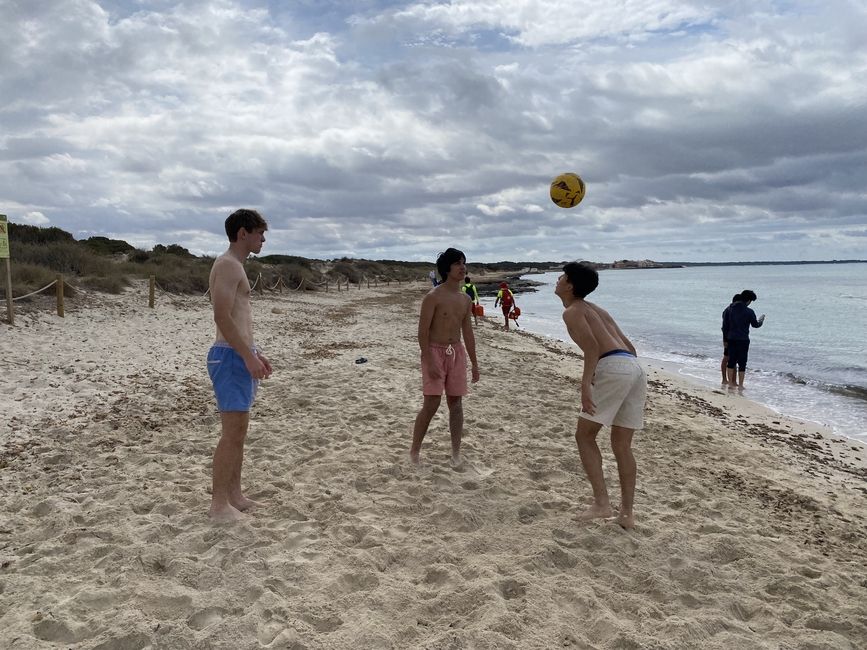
[421,342,468,396]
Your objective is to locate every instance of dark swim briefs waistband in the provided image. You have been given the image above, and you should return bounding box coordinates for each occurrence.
[599,348,636,359]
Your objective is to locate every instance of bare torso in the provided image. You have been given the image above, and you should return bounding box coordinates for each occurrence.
[427,285,472,344]
[209,253,254,347]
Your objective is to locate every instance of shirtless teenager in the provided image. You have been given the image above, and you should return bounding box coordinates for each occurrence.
[206,209,273,522]
[555,262,646,529]
[410,248,481,466]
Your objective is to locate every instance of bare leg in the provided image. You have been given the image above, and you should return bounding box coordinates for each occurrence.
[574,417,613,520]
[720,356,728,383]
[737,370,745,387]
[211,411,249,522]
[446,395,463,465]
[610,426,636,529]
[229,432,260,511]
[726,367,737,387]
[411,395,442,464]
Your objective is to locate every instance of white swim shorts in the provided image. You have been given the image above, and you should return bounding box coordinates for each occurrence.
[580,353,647,430]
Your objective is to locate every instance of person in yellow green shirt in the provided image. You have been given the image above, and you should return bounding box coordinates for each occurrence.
[461,276,480,325]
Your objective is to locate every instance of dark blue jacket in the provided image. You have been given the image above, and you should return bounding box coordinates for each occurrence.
[722,302,762,341]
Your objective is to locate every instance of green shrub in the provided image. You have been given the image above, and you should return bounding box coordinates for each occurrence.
[13,241,115,276]
[3,262,58,299]
[80,275,129,294]
[82,236,135,255]
[9,223,75,245]
[128,249,151,263]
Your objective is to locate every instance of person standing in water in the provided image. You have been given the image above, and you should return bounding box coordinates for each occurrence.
[722,289,765,389]
[720,293,741,383]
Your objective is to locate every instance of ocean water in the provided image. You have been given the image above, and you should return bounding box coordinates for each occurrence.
[480,263,867,444]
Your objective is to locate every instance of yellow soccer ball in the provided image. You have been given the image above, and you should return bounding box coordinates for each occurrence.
[550,172,586,208]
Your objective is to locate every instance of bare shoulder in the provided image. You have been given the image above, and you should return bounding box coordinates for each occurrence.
[212,254,242,275]
[210,254,245,288]
[422,287,441,304]
[585,301,611,320]
[562,302,587,323]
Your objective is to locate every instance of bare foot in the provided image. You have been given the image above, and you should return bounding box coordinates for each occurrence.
[617,512,635,530]
[409,450,420,465]
[209,503,245,523]
[449,454,464,469]
[230,495,260,511]
[575,504,614,521]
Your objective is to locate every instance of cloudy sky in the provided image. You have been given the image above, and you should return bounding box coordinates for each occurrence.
[2,0,866,263]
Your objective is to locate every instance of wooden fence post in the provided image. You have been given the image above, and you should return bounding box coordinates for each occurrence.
[56,274,64,318]
[149,275,155,308]
[3,258,12,325]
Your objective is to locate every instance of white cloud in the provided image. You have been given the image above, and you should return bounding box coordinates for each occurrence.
[0,0,865,262]
[21,211,50,225]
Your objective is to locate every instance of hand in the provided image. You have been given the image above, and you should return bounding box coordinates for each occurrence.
[471,364,480,383]
[245,355,268,380]
[257,351,273,379]
[581,388,595,415]
[759,314,766,322]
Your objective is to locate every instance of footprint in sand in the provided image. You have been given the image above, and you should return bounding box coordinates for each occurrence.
[187,607,228,631]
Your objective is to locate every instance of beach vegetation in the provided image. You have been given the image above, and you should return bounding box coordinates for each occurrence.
[80,274,129,294]
[4,221,561,303]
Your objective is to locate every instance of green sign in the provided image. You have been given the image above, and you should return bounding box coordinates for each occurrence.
[0,215,9,259]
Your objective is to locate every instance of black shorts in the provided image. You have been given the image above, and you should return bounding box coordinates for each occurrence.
[726,339,750,371]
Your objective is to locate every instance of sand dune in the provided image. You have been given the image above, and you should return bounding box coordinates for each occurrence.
[1,282,865,649]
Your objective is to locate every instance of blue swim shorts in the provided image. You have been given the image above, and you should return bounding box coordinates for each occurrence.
[207,342,258,412]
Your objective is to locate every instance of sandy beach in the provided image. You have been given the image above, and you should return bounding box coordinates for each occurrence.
[1,281,865,649]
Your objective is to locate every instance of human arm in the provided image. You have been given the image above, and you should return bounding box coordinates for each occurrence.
[563,310,599,414]
[721,309,730,342]
[749,308,765,328]
[417,292,439,379]
[462,304,480,382]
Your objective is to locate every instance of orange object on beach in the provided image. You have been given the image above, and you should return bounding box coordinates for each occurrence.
[472,304,484,317]
[509,306,521,319]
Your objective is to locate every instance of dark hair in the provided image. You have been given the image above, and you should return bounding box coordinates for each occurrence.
[563,262,598,298]
[731,293,741,303]
[740,289,757,302]
[436,248,465,281]
[225,209,267,242]
[464,276,471,283]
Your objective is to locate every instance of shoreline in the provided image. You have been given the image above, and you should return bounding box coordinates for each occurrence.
[509,270,867,448]
[2,282,866,648]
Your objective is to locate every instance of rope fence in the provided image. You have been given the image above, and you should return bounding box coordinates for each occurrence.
[3,274,68,323]
[4,272,420,324]
[11,279,58,302]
